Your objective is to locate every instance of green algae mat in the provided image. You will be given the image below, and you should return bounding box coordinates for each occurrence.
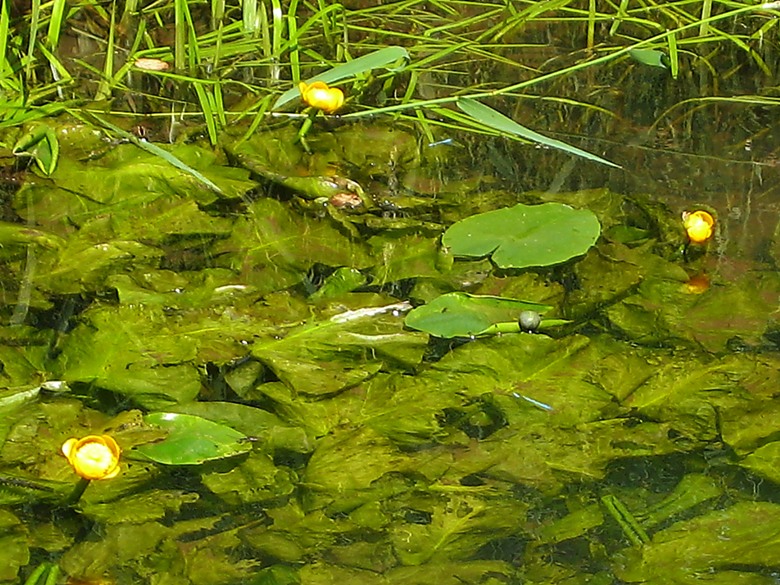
[1,118,780,585]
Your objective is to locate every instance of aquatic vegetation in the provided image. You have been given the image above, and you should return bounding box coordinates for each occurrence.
[0,1,779,584]
[405,292,551,338]
[682,210,715,244]
[61,435,121,481]
[298,80,345,114]
[21,562,60,585]
[442,202,602,269]
[134,413,253,465]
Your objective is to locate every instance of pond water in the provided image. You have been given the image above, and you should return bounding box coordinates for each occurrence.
[2,2,780,585]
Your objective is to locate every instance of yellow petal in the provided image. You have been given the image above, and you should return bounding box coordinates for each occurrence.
[61,438,77,458]
[299,81,344,114]
[62,435,121,480]
[682,210,714,244]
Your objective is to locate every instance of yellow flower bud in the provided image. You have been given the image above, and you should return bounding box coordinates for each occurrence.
[61,435,121,480]
[682,210,714,244]
[298,81,345,114]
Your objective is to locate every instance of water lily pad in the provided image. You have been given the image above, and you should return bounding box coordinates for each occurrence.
[134,413,252,465]
[442,203,600,268]
[404,292,550,338]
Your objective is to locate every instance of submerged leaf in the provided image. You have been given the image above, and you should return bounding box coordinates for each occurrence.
[215,197,372,294]
[202,451,295,505]
[0,509,29,581]
[252,300,426,395]
[616,502,780,582]
[56,304,202,409]
[389,495,528,565]
[739,441,780,485]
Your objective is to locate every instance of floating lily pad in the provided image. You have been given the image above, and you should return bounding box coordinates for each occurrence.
[404,292,550,338]
[134,413,252,465]
[442,203,601,269]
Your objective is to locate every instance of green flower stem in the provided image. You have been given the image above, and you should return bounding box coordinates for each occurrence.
[296,111,316,153]
[601,494,650,547]
[23,562,59,585]
[63,477,91,505]
[44,564,60,585]
[23,563,48,585]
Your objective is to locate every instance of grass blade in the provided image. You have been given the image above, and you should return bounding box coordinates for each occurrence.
[174,0,186,70]
[79,111,224,195]
[0,0,10,75]
[26,0,41,81]
[95,2,116,101]
[457,98,620,168]
[194,82,217,144]
[46,0,68,50]
[667,31,679,80]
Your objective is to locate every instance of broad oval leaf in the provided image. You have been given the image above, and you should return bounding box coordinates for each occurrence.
[442,202,601,269]
[134,412,252,465]
[273,46,409,111]
[405,292,551,338]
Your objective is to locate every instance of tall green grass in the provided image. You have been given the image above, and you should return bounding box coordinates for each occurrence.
[0,0,776,147]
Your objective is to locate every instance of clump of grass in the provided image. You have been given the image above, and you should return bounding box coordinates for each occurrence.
[0,0,777,154]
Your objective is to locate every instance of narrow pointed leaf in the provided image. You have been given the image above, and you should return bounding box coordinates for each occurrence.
[457,98,620,168]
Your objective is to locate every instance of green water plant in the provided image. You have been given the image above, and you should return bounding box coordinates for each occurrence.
[442,202,601,269]
[22,562,59,585]
[404,292,552,339]
[134,412,253,465]
[11,123,58,175]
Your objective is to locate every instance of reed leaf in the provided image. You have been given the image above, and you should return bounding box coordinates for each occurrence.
[457,98,620,168]
[79,111,223,195]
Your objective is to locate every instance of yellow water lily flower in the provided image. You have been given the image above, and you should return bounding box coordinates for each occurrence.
[61,435,121,480]
[682,210,715,244]
[298,81,345,114]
